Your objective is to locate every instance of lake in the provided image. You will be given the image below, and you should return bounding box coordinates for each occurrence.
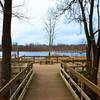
[13,51,86,57]
[0,51,86,57]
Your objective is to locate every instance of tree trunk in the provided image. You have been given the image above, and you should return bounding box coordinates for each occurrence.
[1,0,12,87]
[97,60,100,87]
[85,42,99,85]
[90,46,99,84]
[97,40,100,87]
[86,43,91,73]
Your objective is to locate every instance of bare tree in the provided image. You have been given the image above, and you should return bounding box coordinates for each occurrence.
[44,9,58,57]
[53,0,100,84]
[0,0,12,88]
[97,0,100,87]
[0,0,27,88]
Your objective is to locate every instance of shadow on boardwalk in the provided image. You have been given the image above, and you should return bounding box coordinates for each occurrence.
[24,64,74,100]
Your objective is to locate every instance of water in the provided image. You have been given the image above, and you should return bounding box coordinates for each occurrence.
[15,51,86,56]
[0,51,86,57]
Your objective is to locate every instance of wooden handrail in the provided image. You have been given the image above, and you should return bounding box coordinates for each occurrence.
[12,56,86,64]
[14,55,86,59]
[61,62,100,97]
[60,66,91,100]
[10,69,33,100]
[0,62,33,97]
[18,72,34,100]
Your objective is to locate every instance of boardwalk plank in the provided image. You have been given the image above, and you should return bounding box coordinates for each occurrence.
[24,64,74,100]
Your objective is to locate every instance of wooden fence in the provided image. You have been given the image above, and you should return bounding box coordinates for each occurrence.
[11,55,86,64]
[60,62,100,100]
[0,62,34,100]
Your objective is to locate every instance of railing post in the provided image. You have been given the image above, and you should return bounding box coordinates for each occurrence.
[32,56,34,63]
[82,65,86,71]
[80,82,84,100]
[57,56,58,63]
[17,56,19,64]
[45,56,47,64]
[23,55,25,62]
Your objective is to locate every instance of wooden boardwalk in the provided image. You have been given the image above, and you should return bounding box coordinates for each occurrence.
[24,64,74,100]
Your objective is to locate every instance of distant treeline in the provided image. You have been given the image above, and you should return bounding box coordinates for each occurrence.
[0,44,86,52]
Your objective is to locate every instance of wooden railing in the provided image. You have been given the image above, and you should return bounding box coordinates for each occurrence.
[0,62,34,100]
[60,62,100,100]
[12,56,86,64]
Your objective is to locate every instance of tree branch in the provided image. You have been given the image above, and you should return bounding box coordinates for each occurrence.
[89,0,94,36]
[55,0,75,18]
[78,0,90,43]
[0,0,3,9]
[93,29,100,35]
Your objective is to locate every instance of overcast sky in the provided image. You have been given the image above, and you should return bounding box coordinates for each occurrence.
[0,0,86,45]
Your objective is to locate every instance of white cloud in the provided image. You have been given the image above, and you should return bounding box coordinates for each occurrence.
[11,0,51,44]
[0,0,85,45]
[55,33,86,44]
